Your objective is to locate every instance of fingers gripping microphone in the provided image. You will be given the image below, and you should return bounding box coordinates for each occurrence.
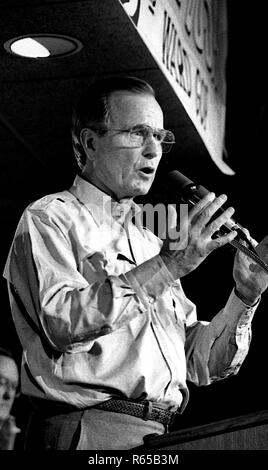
[167,170,268,274]
[167,170,248,243]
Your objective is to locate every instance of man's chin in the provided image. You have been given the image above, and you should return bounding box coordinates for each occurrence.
[131,177,154,196]
[118,177,154,199]
[130,185,151,198]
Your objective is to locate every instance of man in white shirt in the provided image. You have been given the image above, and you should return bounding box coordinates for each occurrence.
[4,76,268,450]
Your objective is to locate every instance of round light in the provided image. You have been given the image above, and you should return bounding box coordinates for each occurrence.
[10,38,50,58]
[4,34,83,59]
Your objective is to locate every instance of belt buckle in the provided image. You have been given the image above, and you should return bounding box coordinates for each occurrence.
[143,401,153,421]
[142,400,177,432]
[166,409,177,432]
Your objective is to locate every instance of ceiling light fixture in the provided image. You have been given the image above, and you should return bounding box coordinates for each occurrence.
[4,34,83,59]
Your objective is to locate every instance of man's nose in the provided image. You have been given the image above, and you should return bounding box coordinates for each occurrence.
[142,137,162,159]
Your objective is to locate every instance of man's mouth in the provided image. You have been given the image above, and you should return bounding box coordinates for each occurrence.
[138,167,155,175]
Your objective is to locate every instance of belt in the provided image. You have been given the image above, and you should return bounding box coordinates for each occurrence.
[95,398,177,429]
[30,397,177,430]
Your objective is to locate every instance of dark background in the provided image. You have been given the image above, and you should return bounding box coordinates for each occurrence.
[171,0,268,428]
[0,0,267,436]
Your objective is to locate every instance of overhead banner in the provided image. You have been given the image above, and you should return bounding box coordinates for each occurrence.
[119,0,233,174]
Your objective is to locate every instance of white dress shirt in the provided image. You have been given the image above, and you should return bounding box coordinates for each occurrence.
[3,176,258,412]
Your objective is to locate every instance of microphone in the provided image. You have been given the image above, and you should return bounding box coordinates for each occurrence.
[167,170,268,274]
[167,170,249,243]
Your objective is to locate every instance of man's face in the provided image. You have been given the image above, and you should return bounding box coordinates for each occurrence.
[0,355,18,421]
[83,91,164,200]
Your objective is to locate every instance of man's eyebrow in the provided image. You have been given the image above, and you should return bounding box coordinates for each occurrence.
[129,123,157,129]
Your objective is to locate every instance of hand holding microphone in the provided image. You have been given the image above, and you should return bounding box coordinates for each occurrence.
[160,179,239,279]
[167,170,254,246]
[233,234,268,305]
[161,170,268,304]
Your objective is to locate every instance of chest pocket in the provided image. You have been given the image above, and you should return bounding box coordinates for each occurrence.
[80,250,136,284]
[80,252,108,283]
[106,250,136,276]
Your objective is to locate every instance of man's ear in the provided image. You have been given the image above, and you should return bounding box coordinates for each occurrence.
[80,128,98,160]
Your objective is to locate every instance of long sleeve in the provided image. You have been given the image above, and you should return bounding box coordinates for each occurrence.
[5,206,150,353]
[123,250,259,386]
[185,290,258,385]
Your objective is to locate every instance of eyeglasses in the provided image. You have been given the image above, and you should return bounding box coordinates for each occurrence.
[0,375,18,394]
[91,124,175,153]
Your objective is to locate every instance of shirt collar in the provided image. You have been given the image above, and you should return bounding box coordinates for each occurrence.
[69,175,141,227]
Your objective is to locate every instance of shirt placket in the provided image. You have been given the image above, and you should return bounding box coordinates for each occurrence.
[126,218,182,405]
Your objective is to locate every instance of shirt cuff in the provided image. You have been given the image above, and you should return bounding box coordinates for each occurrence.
[234,286,261,307]
[122,255,175,306]
[223,288,259,328]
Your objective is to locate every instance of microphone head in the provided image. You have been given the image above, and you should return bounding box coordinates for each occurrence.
[167,170,194,190]
[167,170,209,201]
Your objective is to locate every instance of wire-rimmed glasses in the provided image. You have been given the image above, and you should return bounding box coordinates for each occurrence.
[90,124,175,153]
